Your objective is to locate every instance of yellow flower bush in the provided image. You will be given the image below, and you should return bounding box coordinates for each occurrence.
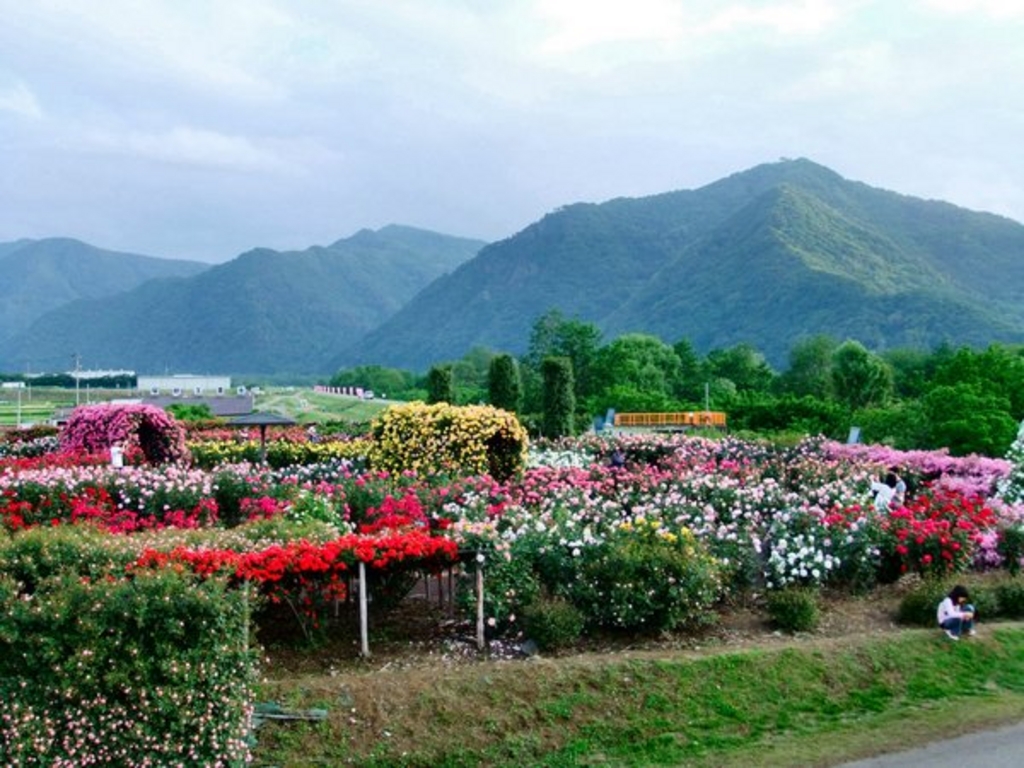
[368,402,528,481]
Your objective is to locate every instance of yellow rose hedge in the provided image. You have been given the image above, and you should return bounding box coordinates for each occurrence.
[368,402,528,481]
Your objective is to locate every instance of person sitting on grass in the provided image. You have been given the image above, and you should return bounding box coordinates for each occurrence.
[937,584,976,641]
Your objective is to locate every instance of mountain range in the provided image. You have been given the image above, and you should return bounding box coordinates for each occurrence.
[0,226,484,375]
[338,159,1024,370]
[2,158,1023,376]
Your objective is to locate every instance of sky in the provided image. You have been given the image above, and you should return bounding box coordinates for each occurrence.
[2,0,1023,264]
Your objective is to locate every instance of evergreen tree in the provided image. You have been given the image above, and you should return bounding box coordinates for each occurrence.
[488,353,522,413]
[831,340,893,410]
[541,356,575,438]
[426,365,455,405]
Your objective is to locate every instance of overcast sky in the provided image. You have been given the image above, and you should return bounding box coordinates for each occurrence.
[2,0,1023,263]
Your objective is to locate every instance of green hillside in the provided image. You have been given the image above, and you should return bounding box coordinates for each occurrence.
[337,159,1024,370]
[0,238,208,349]
[0,226,485,375]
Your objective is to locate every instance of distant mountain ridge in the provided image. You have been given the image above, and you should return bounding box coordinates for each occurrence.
[334,159,1024,369]
[3,159,1023,376]
[0,238,209,346]
[0,226,484,374]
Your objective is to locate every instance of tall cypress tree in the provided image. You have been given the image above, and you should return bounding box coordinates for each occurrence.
[426,365,455,405]
[541,356,575,438]
[488,353,522,413]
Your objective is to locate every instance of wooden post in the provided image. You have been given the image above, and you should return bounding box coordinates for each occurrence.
[476,554,485,651]
[359,561,370,658]
[242,580,251,658]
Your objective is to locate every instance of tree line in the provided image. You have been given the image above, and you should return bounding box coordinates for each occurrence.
[330,309,1024,457]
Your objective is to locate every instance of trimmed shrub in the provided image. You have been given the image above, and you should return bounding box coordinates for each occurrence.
[998,525,1024,576]
[521,595,586,651]
[896,580,951,626]
[565,524,723,633]
[765,587,820,633]
[369,402,529,482]
[995,578,1024,619]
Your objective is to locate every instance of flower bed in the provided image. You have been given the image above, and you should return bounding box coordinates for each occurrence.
[3,427,1024,764]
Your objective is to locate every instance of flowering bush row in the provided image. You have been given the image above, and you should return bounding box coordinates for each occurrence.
[188,436,369,470]
[0,568,254,766]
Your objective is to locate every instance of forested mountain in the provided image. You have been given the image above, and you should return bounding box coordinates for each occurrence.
[335,159,1024,370]
[4,160,1023,377]
[0,238,209,345]
[0,226,484,375]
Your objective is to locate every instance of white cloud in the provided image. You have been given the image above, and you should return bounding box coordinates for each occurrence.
[0,79,42,119]
[921,0,1024,19]
[86,126,301,175]
[534,0,687,54]
[702,0,845,36]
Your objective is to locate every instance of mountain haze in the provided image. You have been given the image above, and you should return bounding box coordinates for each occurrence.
[0,226,484,375]
[0,238,208,346]
[335,159,1024,370]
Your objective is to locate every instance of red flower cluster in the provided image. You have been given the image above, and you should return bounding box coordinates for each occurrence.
[131,531,459,626]
[882,488,995,577]
[358,492,428,534]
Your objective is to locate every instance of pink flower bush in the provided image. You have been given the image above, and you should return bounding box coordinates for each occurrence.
[60,403,190,465]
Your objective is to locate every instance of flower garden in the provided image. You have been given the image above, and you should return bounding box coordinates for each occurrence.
[2,402,1024,765]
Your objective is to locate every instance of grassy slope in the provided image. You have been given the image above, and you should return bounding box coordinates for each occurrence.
[252,624,1024,767]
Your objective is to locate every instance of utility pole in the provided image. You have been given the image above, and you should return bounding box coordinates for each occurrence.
[72,352,81,406]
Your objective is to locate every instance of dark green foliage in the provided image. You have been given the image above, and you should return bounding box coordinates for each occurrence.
[587,333,682,406]
[565,530,722,633]
[766,588,820,633]
[855,401,930,450]
[832,340,894,410]
[994,579,1024,618]
[779,335,837,399]
[521,596,586,651]
[166,402,214,421]
[705,343,776,395]
[213,469,262,527]
[426,364,455,404]
[728,393,847,437]
[541,356,575,438]
[999,527,1024,577]
[921,384,1017,456]
[488,353,522,412]
[897,582,949,626]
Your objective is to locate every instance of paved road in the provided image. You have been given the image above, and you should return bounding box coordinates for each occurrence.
[837,721,1024,768]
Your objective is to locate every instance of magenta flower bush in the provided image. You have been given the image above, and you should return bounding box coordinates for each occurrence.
[60,403,190,465]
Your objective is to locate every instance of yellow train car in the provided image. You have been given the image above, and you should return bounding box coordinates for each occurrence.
[613,411,727,429]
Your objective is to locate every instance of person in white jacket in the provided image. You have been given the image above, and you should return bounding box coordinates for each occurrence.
[937,584,975,640]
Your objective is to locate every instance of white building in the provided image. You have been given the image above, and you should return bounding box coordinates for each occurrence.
[137,374,233,397]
